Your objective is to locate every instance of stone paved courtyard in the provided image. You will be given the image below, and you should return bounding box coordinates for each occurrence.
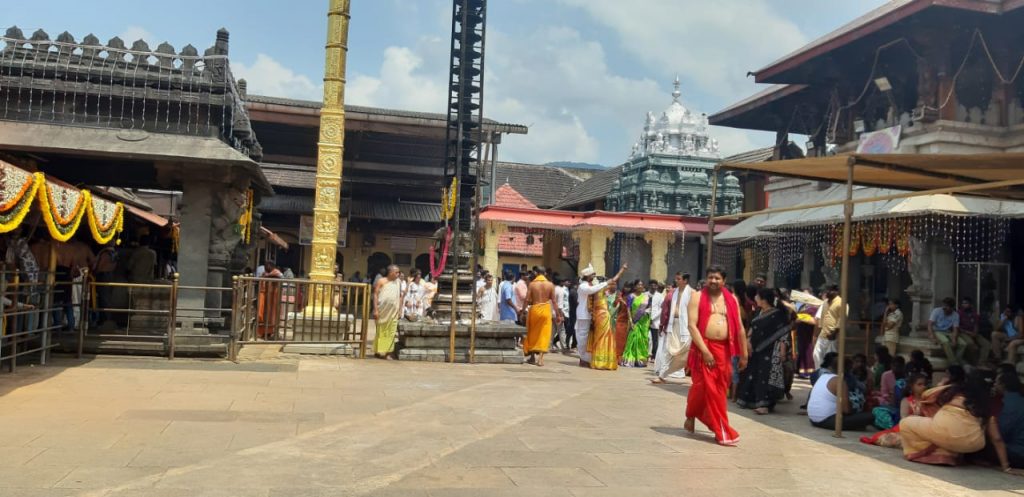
[0,351,1021,497]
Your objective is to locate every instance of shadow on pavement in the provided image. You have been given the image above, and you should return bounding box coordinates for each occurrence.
[650,369,1022,493]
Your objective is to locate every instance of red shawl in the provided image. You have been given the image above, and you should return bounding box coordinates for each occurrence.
[695,287,743,358]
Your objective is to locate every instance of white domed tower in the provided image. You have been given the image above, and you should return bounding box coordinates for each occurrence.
[610,76,740,216]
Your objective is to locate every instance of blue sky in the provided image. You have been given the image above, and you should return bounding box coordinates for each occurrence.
[10,0,887,165]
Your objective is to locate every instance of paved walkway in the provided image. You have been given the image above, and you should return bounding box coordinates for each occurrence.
[1,352,1021,497]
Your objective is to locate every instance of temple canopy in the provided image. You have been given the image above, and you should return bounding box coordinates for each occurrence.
[718,153,1024,205]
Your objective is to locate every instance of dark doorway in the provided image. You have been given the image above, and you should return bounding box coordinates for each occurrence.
[367,252,392,281]
[415,253,430,276]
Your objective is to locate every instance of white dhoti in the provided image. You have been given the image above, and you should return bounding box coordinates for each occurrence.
[657,286,693,379]
[576,319,592,362]
[812,335,837,370]
[658,334,691,379]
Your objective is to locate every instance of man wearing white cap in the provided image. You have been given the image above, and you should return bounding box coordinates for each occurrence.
[575,263,628,367]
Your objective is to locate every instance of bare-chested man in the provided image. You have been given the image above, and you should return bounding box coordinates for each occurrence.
[524,265,561,366]
[683,265,748,446]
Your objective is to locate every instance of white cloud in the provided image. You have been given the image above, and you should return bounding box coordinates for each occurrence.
[119,26,155,44]
[559,0,808,99]
[232,54,321,101]
[348,46,446,112]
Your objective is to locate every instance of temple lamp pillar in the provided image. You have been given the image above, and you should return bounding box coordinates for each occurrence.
[305,0,350,312]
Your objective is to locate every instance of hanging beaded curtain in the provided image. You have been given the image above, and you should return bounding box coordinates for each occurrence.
[915,214,1010,262]
[0,161,43,233]
[768,231,807,278]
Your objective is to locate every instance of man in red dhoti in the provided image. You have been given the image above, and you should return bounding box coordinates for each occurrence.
[684,265,748,446]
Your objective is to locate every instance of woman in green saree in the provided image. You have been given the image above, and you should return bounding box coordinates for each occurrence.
[621,280,651,368]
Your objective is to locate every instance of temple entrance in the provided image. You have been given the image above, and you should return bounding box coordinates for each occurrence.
[415,254,430,276]
[367,252,392,280]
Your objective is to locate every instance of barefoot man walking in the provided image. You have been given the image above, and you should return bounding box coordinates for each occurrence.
[684,265,747,446]
[524,266,561,366]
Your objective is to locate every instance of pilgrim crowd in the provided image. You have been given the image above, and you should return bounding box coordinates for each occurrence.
[467,263,1024,474]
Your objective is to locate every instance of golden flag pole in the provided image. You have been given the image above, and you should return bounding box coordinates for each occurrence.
[306,0,350,313]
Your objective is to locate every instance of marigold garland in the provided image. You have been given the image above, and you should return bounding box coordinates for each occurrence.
[36,173,87,242]
[862,221,880,257]
[879,219,893,254]
[84,191,124,245]
[0,171,42,233]
[237,189,254,244]
[440,177,457,221]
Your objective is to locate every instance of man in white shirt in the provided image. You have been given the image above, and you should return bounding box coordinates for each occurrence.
[551,278,571,352]
[652,272,693,383]
[575,263,628,367]
[649,280,665,358]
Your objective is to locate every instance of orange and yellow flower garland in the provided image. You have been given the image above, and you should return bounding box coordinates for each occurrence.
[0,169,42,233]
[0,161,125,244]
[36,174,87,242]
[831,218,913,265]
[85,191,124,245]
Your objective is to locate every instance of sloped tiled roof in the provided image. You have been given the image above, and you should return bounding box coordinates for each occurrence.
[494,183,538,209]
[247,95,527,134]
[498,232,544,256]
[724,146,774,164]
[261,163,315,189]
[494,162,583,208]
[553,165,624,210]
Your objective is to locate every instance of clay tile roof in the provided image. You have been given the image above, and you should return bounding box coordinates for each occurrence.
[498,231,544,256]
[724,146,774,164]
[494,183,537,209]
[553,165,623,209]
[495,162,583,208]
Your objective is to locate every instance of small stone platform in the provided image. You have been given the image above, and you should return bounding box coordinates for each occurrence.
[398,321,525,364]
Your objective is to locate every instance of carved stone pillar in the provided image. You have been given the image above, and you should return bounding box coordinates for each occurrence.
[644,231,671,282]
[542,232,563,273]
[590,228,613,277]
[482,221,506,278]
[905,236,934,337]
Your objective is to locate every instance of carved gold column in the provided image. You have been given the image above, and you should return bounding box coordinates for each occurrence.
[311,0,349,281]
[307,0,350,309]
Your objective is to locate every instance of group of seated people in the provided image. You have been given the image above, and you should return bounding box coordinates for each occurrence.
[927,297,1024,371]
[805,348,1024,474]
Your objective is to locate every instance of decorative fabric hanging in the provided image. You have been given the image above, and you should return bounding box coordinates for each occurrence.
[429,226,453,279]
[237,189,254,244]
[37,174,87,242]
[171,224,181,253]
[85,191,124,245]
[0,163,43,233]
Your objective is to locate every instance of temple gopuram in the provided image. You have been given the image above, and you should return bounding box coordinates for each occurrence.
[606,78,742,216]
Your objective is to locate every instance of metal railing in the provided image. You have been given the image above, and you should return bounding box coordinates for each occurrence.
[3,271,371,366]
[231,276,370,360]
[82,270,179,358]
[0,270,71,372]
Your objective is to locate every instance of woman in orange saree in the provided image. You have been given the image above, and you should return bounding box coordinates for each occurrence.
[588,283,619,370]
[256,263,283,339]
